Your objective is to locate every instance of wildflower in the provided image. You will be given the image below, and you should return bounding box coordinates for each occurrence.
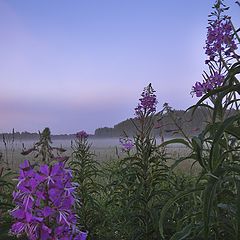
[119,137,134,152]
[74,231,88,240]
[205,18,238,61]
[10,160,88,239]
[192,72,225,97]
[76,131,88,140]
[192,1,238,97]
[135,83,158,117]
[192,82,205,97]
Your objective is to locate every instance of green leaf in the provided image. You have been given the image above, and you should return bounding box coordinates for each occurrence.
[159,188,203,238]
[160,138,192,149]
[191,85,234,115]
[236,180,240,239]
[225,62,240,83]
[170,154,197,170]
[186,104,213,113]
[203,176,220,238]
[225,164,240,175]
[225,125,240,139]
[190,84,240,121]
[169,223,194,240]
[209,141,221,172]
[213,114,240,143]
[208,114,240,171]
[191,136,207,170]
[212,84,240,122]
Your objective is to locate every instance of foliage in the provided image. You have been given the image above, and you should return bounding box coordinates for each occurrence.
[69,131,102,239]
[21,127,67,164]
[98,84,174,239]
[160,1,240,239]
[0,167,16,239]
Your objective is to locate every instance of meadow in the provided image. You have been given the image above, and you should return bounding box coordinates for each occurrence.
[1,1,240,239]
[0,137,193,171]
[0,129,198,240]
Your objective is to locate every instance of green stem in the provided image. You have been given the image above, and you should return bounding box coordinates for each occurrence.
[230,20,240,44]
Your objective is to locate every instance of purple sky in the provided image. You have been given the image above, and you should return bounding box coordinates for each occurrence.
[0,0,239,134]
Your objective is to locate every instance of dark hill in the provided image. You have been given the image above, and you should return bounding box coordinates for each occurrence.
[94,107,239,138]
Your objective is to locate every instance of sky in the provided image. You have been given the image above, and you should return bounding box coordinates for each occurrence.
[0,0,239,134]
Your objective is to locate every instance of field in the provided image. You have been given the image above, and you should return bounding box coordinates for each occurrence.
[0,137,197,174]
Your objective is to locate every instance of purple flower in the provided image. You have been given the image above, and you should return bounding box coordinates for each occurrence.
[120,137,134,152]
[10,160,88,240]
[10,222,26,235]
[205,18,238,61]
[41,206,54,217]
[210,72,224,86]
[192,2,239,98]
[38,163,61,185]
[76,131,88,140]
[135,84,158,117]
[40,224,52,240]
[192,82,205,97]
[74,231,88,240]
[192,72,225,97]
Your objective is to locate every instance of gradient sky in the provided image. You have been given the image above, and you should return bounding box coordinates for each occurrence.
[0,0,239,134]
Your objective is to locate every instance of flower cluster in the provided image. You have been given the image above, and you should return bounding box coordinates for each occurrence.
[10,160,87,240]
[135,84,158,117]
[76,131,88,140]
[119,137,134,152]
[205,18,237,62]
[192,1,239,98]
[192,72,225,97]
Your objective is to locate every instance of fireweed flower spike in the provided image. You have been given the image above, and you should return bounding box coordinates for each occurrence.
[135,83,158,117]
[10,159,88,240]
[192,0,239,97]
[205,17,238,62]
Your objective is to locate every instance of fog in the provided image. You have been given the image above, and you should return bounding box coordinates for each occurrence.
[0,137,177,150]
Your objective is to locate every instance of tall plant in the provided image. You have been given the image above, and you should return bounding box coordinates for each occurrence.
[70,131,101,239]
[21,127,67,164]
[160,1,240,239]
[9,128,87,240]
[0,165,15,239]
[107,84,171,239]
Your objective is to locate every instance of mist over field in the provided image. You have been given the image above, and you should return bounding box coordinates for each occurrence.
[0,137,177,150]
